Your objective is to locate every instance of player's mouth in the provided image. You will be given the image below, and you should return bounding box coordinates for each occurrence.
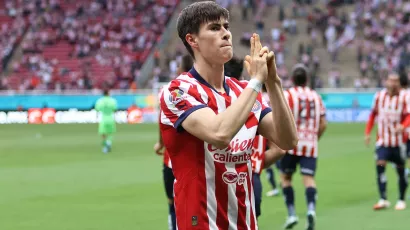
[221,44,232,48]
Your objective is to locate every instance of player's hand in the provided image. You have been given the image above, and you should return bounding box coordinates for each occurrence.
[244,33,268,83]
[154,142,164,155]
[266,50,281,83]
[364,135,371,147]
[395,124,404,134]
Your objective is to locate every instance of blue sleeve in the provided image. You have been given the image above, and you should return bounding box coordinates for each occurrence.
[260,107,272,121]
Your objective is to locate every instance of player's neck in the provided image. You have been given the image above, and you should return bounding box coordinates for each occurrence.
[193,60,225,92]
[388,89,399,96]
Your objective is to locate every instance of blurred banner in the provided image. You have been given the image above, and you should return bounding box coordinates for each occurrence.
[0,109,158,124]
[0,89,377,123]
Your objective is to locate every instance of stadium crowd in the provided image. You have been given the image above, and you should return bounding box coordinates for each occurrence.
[0,0,179,91]
[2,0,410,91]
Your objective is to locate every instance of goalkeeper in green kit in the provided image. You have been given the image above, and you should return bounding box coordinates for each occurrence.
[95,89,117,153]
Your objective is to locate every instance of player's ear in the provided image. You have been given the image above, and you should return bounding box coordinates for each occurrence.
[186,34,199,49]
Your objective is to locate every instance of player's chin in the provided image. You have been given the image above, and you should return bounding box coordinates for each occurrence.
[219,50,233,63]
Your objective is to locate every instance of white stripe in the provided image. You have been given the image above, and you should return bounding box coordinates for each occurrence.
[204,143,218,229]
[179,75,209,104]
[225,163,238,230]
[212,90,227,114]
[391,95,398,146]
[244,162,252,230]
[313,92,321,158]
[383,93,390,147]
[160,109,173,126]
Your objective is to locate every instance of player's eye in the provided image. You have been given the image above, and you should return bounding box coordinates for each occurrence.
[211,26,220,31]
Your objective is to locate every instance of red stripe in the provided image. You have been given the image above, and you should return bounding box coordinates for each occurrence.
[226,80,242,98]
[310,146,315,158]
[287,89,294,111]
[301,146,307,157]
[215,162,229,230]
[235,163,248,229]
[201,84,219,113]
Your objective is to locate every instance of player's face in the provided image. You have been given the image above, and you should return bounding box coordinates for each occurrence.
[386,74,400,92]
[195,18,233,64]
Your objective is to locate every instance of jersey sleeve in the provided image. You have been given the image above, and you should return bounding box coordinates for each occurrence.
[370,92,380,114]
[95,99,101,111]
[160,80,207,132]
[259,92,272,121]
[283,90,294,110]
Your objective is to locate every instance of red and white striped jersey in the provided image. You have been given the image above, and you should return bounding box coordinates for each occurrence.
[160,67,271,230]
[284,86,326,158]
[369,89,410,147]
[251,135,267,174]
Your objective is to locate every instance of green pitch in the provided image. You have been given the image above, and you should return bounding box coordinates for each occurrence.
[0,123,408,230]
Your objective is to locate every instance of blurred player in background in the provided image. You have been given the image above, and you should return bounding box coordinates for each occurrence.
[399,75,410,177]
[262,85,281,197]
[365,72,410,211]
[160,2,298,229]
[280,64,327,230]
[95,89,117,153]
[154,54,193,230]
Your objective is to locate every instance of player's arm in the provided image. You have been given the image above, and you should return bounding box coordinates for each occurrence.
[255,52,298,151]
[318,116,327,139]
[263,141,286,168]
[154,108,165,155]
[365,92,379,146]
[164,35,268,149]
[318,97,327,139]
[182,87,262,149]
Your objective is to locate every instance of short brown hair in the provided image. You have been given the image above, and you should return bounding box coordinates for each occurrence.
[177,1,229,58]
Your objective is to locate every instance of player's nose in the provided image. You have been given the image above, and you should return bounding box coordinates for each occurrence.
[222,29,231,41]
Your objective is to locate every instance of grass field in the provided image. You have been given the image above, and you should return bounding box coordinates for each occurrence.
[0,123,409,230]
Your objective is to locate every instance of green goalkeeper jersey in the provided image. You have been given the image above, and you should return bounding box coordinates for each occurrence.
[95,96,117,123]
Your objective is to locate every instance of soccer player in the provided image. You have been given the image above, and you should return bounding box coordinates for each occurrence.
[399,75,410,177]
[280,64,327,230]
[95,89,117,153]
[160,2,298,229]
[365,72,410,211]
[154,54,193,230]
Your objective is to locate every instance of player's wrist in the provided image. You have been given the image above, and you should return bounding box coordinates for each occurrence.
[247,78,263,93]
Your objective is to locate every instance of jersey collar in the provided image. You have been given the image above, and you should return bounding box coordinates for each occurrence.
[189,67,230,95]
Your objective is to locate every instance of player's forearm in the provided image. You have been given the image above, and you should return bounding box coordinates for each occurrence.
[318,117,327,139]
[213,88,259,147]
[263,142,286,168]
[265,79,298,149]
[365,112,376,135]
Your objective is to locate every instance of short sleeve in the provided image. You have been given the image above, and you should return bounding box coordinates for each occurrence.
[259,92,272,121]
[95,99,101,111]
[371,92,380,114]
[160,80,207,132]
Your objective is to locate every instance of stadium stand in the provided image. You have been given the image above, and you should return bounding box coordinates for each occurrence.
[2,0,410,90]
[1,0,180,91]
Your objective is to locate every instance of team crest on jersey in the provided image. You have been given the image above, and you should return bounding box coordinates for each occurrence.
[251,101,261,112]
[169,89,185,105]
[222,171,247,185]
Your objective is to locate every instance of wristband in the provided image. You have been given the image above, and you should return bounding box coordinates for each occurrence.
[246,79,262,93]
